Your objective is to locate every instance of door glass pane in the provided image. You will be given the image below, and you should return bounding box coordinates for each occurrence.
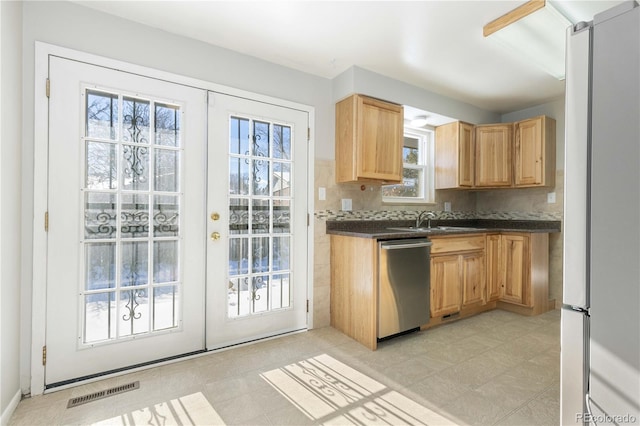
[119,288,149,336]
[229,198,249,235]
[85,243,116,290]
[84,292,116,343]
[252,199,270,234]
[273,124,291,160]
[273,200,290,234]
[154,195,179,237]
[229,237,249,275]
[155,149,179,192]
[229,117,250,155]
[155,103,180,147]
[84,192,117,239]
[123,144,149,191]
[272,162,290,196]
[253,121,270,156]
[252,236,269,274]
[153,241,178,283]
[252,158,270,196]
[121,242,148,287]
[86,90,118,140]
[122,97,150,144]
[153,285,178,330]
[229,157,250,196]
[86,141,117,189]
[81,90,184,345]
[226,115,295,318]
[121,193,149,238]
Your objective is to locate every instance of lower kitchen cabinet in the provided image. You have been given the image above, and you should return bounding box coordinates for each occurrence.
[487,232,553,315]
[430,255,462,317]
[430,235,485,318]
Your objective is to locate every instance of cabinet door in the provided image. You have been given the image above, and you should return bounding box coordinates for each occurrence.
[475,125,512,187]
[357,96,403,181]
[435,121,474,189]
[430,255,462,317]
[485,234,502,301]
[502,234,531,306]
[515,116,556,187]
[515,117,543,186]
[462,251,485,306]
[458,122,475,187]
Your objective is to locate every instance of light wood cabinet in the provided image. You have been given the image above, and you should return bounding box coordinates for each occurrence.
[487,232,553,315]
[485,234,502,301]
[501,234,530,305]
[514,115,556,187]
[435,121,475,189]
[335,94,403,183]
[431,255,463,317]
[329,235,378,350]
[462,252,485,307]
[430,235,485,318]
[475,124,513,187]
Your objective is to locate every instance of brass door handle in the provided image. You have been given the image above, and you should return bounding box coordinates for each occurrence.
[210,232,221,241]
[210,212,220,221]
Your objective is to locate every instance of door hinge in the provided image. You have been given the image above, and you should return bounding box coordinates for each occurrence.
[307,213,310,226]
[46,79,50,98]
[44,211,49,232]
[306,300,309,313]
[42,346,47,366]
[307,127,310,142]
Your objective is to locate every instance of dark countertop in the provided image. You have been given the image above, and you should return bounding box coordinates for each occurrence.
[325,218,561,239]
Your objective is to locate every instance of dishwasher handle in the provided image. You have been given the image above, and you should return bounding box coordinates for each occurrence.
[380,240,432,250]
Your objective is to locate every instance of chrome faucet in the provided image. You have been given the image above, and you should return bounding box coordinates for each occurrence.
[415,211,435,228]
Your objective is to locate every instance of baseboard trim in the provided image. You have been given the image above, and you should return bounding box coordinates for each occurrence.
[1,389,21,425]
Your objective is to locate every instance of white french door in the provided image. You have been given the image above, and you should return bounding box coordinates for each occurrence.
[206,92,309,349]
[45,56,207,386]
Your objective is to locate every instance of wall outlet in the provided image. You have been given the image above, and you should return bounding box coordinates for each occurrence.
[547,192,556,204]
[341,198,352,211]
[318,187,326,201]
[444,201,452,212]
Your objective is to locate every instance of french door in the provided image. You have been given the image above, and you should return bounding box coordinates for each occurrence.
[206,93,309,349]
[43,55,310,387]
[45,56,207,386]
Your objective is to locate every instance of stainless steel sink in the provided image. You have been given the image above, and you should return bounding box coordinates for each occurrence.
[387,226,483,232]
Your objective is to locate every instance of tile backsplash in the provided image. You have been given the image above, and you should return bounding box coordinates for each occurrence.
[314,209,562,221]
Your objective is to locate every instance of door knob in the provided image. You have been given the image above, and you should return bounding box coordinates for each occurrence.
[210,232,221,241]
[210,212,220,221]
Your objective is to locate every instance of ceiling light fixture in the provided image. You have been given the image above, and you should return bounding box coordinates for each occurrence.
[410,115,429,127]
[483,0,572,80]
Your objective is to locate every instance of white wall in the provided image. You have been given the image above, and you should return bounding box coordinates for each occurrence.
[1,0,23,421]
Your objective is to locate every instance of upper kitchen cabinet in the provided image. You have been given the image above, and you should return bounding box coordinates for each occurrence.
[335,94,403,183]
[435,121,475,189]
[514,116,556,187]
[475,123,513,187]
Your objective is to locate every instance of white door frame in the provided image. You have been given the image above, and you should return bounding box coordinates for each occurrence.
[32,41,315,396]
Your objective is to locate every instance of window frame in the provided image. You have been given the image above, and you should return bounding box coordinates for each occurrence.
[382,125,435,205]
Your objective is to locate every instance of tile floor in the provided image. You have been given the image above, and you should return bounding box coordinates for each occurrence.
[9,309,560,425]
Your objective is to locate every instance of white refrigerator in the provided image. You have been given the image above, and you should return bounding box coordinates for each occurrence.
[562,2,640,425]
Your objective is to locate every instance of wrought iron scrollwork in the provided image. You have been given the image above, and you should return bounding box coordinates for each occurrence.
[122,288,143,322]
[123,102,149,183]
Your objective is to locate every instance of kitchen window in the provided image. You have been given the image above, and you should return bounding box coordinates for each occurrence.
[382,127,434,204]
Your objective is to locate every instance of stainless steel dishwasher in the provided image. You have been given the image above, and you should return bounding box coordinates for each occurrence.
[378,238,431,339]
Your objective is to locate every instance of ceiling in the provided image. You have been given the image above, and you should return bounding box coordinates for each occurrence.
[74,0,624,117]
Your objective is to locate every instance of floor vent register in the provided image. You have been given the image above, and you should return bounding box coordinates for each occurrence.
[67,381,140,408]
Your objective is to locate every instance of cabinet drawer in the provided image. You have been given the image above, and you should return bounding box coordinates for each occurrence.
[431,235,485,254]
